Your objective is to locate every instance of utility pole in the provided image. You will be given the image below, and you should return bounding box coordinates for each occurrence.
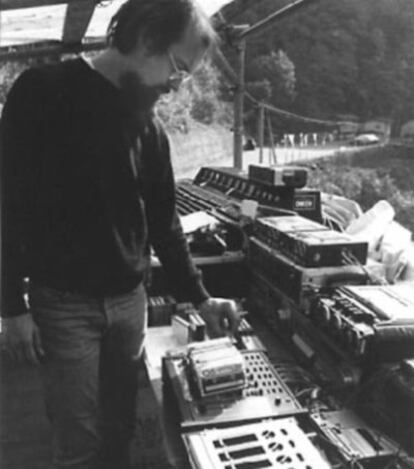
[225,0,320,169]
[267,114,277,164]
[258,102,265,163]
[233,39,246,170]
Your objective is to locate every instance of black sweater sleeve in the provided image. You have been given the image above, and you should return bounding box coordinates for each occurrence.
[1,69,44,317]
[144,120,210,306]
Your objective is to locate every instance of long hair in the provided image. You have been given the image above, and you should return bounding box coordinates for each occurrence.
[107,0,217,55]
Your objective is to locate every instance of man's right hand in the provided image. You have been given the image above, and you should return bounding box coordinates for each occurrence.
[2,313,44,364]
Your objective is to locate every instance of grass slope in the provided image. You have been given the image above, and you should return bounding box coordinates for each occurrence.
[307,144,414,232]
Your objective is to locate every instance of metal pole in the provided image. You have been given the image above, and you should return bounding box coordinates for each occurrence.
[233,39,246,170]
[258,102,265,164]
[267,114,277,165]
[0,38,107,62]
[62,0,96,45]
[239,0,320,41]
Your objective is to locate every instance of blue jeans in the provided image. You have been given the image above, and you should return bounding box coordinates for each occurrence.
[29,283,147,469]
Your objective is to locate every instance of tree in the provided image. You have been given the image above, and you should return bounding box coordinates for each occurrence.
[246,50,296,108]
[219,0,414,123]
[156,60,231,131]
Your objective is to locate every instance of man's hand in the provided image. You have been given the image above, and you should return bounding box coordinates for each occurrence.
[198,298,242,338]
[2,313,44,364]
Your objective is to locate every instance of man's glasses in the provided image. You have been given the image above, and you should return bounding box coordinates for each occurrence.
[168,53,191,89]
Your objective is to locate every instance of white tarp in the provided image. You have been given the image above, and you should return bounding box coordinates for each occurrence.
[0,0,234,47]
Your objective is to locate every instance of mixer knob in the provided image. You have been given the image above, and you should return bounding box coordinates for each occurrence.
[343,328,354,349]
[312,301,330,323]
[320,303,331,323]
[330,311,342,329]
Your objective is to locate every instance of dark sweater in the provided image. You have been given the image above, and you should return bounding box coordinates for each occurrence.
[1,58,209,317]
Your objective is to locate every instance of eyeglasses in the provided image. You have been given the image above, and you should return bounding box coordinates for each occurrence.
[168,52,191,89]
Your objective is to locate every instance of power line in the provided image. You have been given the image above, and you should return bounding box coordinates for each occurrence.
[214,45,350,128]
[261,101,342,127]
[213,0,362,142]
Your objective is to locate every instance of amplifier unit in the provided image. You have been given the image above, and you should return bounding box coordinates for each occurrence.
[176,179,285,225]
[193,167,321,222]
[310,284,414,361]
[188,339,246,397]
[183,418,331,469]
[162,346,304,430]
[194,166,295,207]
[255,215,368,267]
[248,164,308,188]
[148,296,176,326]
[248,237,366,305]
[289,312,363,389]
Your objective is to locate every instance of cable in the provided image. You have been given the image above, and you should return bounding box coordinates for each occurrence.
[341,250,386,286]
[214,44,356,129]
[323,213,338,231]
[261,100,343,127]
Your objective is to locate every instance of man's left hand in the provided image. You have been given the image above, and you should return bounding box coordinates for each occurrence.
[198,298,242,338]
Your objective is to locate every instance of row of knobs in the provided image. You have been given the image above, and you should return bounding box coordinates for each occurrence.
[311,297,373,356]
[200,171,279,202]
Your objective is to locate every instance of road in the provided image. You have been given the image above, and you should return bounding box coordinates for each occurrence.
[177,144,352,179]
[239,144,345,168]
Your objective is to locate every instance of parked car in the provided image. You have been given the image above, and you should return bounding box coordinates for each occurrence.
[352,133,380,146]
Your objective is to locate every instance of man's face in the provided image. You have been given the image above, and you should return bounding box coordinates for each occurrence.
[120,23,207,114]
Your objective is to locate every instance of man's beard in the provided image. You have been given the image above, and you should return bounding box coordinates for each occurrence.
[119,71,170,118]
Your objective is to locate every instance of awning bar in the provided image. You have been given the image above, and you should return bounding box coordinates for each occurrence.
[0,0,69,11]
[239,0,321,40]
[0,38,106,61]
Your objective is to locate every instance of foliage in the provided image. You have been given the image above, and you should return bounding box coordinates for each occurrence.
[245,79,272,102]
[307,145,414,233]
[0,57,230,134]
[156,60,232,132]
[311,164,404,209]
[246,50,296,108]
[189,61,232,126]
[0,61,28,103]
[156,85,193,133]
[220,0,414,130]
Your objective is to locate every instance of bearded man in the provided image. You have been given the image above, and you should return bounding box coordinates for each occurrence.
[1,1,241,467]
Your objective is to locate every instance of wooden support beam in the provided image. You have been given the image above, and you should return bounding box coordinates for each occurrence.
[0,38,106,61]
[266,114,277,165]
[0,0,69,11]
[62,0,96,45]
[257,103,265,164]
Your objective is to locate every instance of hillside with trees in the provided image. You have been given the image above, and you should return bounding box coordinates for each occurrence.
[0,57,228,134]
[2,0,414,229]
[219,0,414,132]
